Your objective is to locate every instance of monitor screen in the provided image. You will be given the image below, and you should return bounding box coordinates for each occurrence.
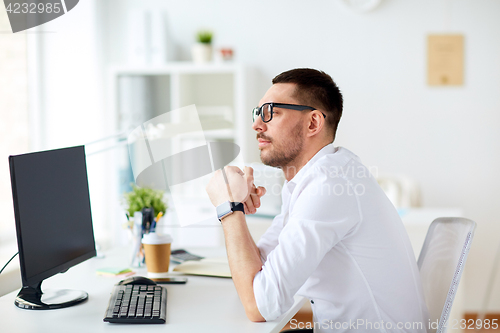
[10,146,96,288]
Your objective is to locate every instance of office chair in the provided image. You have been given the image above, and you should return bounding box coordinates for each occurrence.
[281,217,476,333]
[418,217,476,333]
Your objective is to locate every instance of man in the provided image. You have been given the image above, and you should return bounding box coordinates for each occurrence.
[206,68,429,332]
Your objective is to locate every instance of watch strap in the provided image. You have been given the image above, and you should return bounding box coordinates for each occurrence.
[230,202,244,213]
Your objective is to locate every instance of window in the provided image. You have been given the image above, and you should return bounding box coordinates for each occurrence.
[0,8,29,244]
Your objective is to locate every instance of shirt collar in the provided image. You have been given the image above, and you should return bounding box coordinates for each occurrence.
[284,143,337,192]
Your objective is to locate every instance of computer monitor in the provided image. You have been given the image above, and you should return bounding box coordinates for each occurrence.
[9,145,96,310]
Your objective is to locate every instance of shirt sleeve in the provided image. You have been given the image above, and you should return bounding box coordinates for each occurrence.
[256,213,284,264]
[253,174,362,321]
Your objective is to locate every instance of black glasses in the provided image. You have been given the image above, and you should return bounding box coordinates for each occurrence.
[252,103,326,123]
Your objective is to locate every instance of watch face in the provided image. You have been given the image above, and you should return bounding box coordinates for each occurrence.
[217,201,232,220]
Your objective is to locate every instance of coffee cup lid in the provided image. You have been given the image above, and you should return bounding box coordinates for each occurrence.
[142,233,173,245]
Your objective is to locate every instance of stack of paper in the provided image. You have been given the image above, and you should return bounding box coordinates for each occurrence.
[173,258,231,278]
[96,268,135,278]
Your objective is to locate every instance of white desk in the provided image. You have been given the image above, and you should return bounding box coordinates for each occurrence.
[0,247,305,333]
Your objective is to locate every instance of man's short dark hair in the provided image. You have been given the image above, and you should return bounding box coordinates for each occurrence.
[272,68,343,141]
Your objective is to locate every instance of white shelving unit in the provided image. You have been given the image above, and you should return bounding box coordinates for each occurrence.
[107,62,258,247]
[108,62,256,163]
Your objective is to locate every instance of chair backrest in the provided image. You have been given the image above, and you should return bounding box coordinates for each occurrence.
[417,217,476,333]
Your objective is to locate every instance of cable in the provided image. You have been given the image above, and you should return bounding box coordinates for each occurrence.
[0,252,18,275]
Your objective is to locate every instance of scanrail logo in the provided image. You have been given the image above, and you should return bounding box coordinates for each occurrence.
[3,0,79,33]
[127,105,242,227]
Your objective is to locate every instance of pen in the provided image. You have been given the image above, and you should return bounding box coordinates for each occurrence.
[150,212,163,233]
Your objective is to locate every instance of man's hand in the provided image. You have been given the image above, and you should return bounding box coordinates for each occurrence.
[206,166,266,214]
[243,182,266,215]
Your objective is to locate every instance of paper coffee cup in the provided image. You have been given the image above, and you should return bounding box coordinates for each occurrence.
[142,233,173,279]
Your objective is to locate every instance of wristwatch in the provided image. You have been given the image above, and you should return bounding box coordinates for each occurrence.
[216,201,244,222]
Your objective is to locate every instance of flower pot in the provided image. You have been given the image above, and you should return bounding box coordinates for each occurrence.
[192,43,213,63]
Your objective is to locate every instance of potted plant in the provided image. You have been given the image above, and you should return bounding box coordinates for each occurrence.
[124,184,167,224]
[192,30,213,63]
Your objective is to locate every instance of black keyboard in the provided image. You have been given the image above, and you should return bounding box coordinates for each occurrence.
[103,284,167,324]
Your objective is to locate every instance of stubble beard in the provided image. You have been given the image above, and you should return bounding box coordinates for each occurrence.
[259,122,304,169]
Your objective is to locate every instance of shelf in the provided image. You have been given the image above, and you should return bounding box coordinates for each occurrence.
[196,129,235,140]
[109,62,243,76]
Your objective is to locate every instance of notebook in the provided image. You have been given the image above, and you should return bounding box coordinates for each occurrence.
[173,257,231,278]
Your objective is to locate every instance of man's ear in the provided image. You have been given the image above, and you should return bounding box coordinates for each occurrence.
[306,110,326,137]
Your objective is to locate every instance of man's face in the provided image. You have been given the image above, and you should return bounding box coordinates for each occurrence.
[252,83,305,168]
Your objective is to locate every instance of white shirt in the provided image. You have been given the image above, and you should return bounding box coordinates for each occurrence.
[253,145,429,333]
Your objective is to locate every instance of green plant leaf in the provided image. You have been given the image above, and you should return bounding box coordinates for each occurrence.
[197,30,213,44]
[123,184,168,217]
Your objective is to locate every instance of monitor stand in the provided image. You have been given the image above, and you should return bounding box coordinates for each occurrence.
[15,281,88,310]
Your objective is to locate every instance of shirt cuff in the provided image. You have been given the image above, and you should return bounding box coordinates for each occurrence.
[253,269,281,321]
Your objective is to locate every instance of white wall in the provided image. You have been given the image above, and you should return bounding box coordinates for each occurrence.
[35,0,500,311]
[33,1,117,248]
